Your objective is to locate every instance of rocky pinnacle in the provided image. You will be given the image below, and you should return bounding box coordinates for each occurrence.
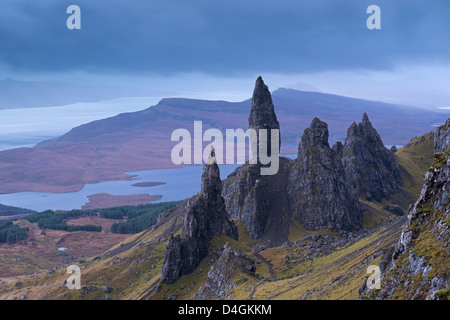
[339,113,402,201]
[248,76,280,157]
[161,159,238,284]
[288,117,363,232]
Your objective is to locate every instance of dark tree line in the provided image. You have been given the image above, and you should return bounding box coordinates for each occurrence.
[22,201,180,234]
[25,209,101,232]
[0,220,29,244]
[110,201,180,234]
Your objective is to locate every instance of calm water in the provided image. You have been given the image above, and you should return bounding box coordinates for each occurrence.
[0,164,241,212]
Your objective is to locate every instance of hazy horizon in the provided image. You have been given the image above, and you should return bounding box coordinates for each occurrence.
[1,1,450,110]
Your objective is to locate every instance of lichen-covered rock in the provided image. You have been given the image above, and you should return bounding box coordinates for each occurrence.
[160,158,238,284]
[360,119,450,300]
[434,118,450,152]
[288,117,363,231]
[339,113,402,201]
[194,243,256,300]
[222,164,270,239]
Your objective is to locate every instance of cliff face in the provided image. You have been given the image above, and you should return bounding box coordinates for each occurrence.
[160,157,238,284]
[222,77,290,242]
[434,118,450,153]
[360,119,450,300]
[222,164,271,239]
[222,156,293,243]
[339,113,402,202]
[288,118,363,231]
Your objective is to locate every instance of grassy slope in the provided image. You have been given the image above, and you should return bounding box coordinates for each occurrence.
[369,150,450,300]
[395,132,434,199]
[0,200,406,300]
[0,132,435,300]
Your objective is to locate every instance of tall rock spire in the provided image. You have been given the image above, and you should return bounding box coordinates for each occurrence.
[161,158,238,284]
[248,76,280,158]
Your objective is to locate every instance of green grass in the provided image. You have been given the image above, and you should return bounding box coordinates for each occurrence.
[395,132,434,199]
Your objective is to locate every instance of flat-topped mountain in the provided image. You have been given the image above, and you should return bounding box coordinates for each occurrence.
[0,83,447,195]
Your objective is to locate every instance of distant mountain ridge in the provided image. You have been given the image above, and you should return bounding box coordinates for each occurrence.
[37,87,448,147]
[0,85,448,195]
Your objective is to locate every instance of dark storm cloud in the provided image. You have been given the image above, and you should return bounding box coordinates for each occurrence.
[1,0,449,75]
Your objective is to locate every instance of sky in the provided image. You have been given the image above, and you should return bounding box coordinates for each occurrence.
[1,0,450,107]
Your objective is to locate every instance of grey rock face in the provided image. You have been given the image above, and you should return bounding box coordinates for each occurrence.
[222,77,287,241]
[194,243,256,300]
[434,118,450,152]
[160,161,238,284]
[222,164,270,239]
[339,113,402,201]
[360,120,450,300]
[332,141,343,159]
[288,118,363,232]
[101,286,113,294]
[248,76,280,158]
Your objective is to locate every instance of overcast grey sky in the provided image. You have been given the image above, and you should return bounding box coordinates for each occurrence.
[1,0,450,107]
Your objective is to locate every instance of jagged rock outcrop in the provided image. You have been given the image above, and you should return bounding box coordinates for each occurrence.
[248,76,280,158]
[222,164,270,239]
[339,113,402,201]
[360,119,450,300]
[288,118,363,231]
[222,156,293,242]
[434,118,450,152]
[194,243,256,300]
[160,154,238,284]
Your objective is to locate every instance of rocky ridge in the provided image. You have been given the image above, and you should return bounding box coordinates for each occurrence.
[288,117,363,231]
[337,113,403,202]
[360,118,450,300]
[223,78,408,242]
